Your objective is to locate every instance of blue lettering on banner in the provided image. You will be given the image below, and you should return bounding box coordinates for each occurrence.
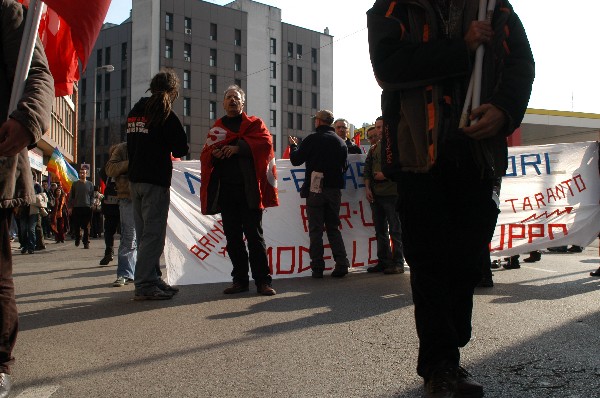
[506,152,552,177]
[185,172,201,194]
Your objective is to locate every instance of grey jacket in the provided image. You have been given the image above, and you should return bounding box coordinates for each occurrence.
[0,0,54,208]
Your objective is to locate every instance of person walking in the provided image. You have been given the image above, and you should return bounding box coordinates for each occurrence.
[99,154,120,266]
[51,186,66,243]
[68,169,94,249]
[288,110,350,278]
[127,69,188,300]
[0,1,54,395]
[200,85,279,296]
[367,1,535,397]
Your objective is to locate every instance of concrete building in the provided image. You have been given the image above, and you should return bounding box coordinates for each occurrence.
[517,109,600,145]
[78,0,333,171]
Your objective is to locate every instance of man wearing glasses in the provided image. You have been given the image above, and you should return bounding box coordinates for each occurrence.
[334,118,362,154]
[363,118,404,274]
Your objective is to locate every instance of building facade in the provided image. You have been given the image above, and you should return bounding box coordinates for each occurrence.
[78,0,334,170]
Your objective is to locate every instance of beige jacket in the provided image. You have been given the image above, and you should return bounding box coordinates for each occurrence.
[105,142,131,199]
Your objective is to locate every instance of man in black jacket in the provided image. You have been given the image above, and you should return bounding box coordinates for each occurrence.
[368,1,535,397]
[334,118,362,154]
[289,110,350,278]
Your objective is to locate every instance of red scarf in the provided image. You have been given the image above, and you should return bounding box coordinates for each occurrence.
[200,113,279,214]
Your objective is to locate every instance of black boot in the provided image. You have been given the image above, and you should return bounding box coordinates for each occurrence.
[99,248,114,265]
[523,251,541,263]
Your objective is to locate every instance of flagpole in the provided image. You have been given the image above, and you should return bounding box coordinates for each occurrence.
[8,0,46,117]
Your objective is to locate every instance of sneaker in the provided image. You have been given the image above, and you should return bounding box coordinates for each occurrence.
[112,276,129,287]
[84,243,90,249]
[331,265,348,278]
[424,364,458,398]
[490,260,500,269]
[383,265,404,274]
[366,263,385,273]
[133,286,173,300]
[223,282,249,294]
[456,366,484,398]
[156,279,179,294]
[0,373,12,398]
[99,255,113,265]
[311,269,324,278]
[257,283,276,296]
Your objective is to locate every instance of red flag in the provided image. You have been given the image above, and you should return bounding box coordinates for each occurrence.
[99,178,106,194]
[282,145,291,159]
[19,0,112,96]
[354,132,361,146]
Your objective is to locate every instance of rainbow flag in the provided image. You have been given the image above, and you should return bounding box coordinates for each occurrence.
[46,147,78,193]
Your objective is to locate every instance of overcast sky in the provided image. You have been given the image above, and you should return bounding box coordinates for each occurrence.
[105,0,600,127]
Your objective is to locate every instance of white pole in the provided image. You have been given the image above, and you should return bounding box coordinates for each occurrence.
[471,0,488,117]
[8,0,46,117]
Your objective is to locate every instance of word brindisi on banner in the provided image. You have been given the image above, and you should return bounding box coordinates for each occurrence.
[165,142,600,286]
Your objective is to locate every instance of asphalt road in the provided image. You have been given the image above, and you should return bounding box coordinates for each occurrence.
[10,236,600,398]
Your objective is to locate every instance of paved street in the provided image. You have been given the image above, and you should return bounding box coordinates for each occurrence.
[10,236,600,398]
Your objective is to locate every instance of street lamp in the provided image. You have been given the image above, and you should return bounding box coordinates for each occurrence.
[91,64,114,186]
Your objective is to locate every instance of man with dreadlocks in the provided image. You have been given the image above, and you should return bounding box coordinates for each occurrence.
[127,69,189,300]
[368,0,534,397]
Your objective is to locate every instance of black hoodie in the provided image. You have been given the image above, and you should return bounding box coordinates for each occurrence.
[126,97,189,187]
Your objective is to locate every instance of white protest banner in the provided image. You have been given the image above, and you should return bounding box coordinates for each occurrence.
[165,143,599,285]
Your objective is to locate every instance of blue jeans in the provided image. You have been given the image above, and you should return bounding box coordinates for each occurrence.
[370,194,404,266]
[117,199,136,280]
[130,182,170,290]
[19,213,37,251]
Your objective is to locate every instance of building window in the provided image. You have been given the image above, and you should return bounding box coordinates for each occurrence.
[96,49,102,67]
[296,44,302,59]
[96,75,102,94]
[287,42,293,58]
[296,90,302,107]
[234,29,242,46]
[270,85,276,103]
[209,75,216,93]
[209,101,216,120]
[105,47,111,65]
[184,17,192,34]
[287,112,293,129]
[270,110,276,127]
[209,48,217,66]
[166,12,173,31]
[96,102,101,120]
[311,48,317,63]
[183,70,191,89]
[287,65,293,82]
[104,126,109,145]
[311,92,317,109]
[297,113,303,131]
[121,42,128,61]
[121,69,127,89]
[104,73,110,92]
[234,54,241,71]
[312,70,317,86]
[297,67,303,83]
[287,88,293,105]
[210,23,217,40]
[165,39,173,59]
[81,78,86,96]
[120,96,127,116]
[95,127,101,144]
[270,38,276,54]
[183,97,190,116]
[104,99,110,119]
[184,43,191,61]
[81,104,86,121]
[270,61,276,78]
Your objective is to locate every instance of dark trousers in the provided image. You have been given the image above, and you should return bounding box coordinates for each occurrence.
[71,207,92,244]
[0,209,18,374]
[91,211,103,237]
[103,213,120,255]
[305,188,349,270]
[371,194,404,266]
[219,187,271,286]
[397,169,497,379]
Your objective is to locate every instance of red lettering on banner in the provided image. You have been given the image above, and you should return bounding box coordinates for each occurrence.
[359,200,374,227]
[368,237,378,265]
[190,245,210,260]
[490,224,506,251]
[573,174,586,192]
[555,184,566,200]
[534,193,546,208]
[522,196,533,211]
[548,224,568,240]
[298,246,311,273]
[508,224,526,248]
[218,246,227,257]
[198,235,216,251]
[546,188,557,202]
[339,202,353,229]
[528,224,545,243]
[505,198,518,212]
[351,240,364,268]
[273,246,295,274]
[561,179,574,197]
